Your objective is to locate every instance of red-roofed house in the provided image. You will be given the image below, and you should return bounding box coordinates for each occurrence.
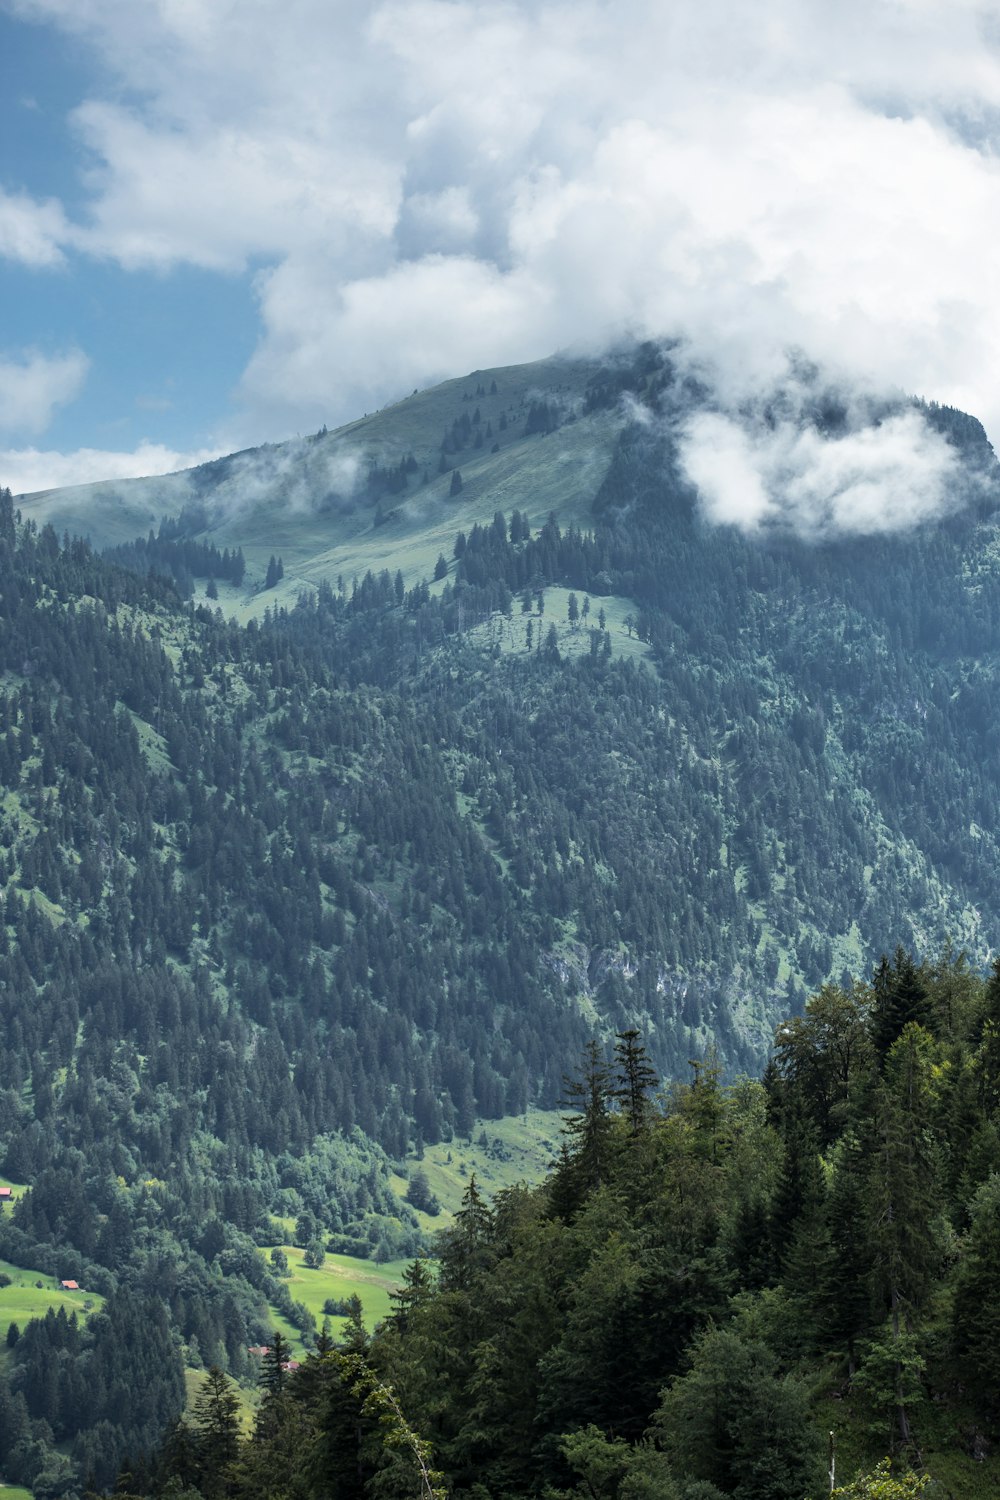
[0,1187,12,1200]
[60,1279,80,1291]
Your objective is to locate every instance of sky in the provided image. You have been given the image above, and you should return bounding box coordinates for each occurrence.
[2,0,1000,499]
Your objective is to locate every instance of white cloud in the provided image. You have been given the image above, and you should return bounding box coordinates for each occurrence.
[9,0,1000,455]
[70,100,400,273]
[679,406,962,538]
[0,188,70,268]
[0,439,222,496]
[0,349,89,435]
[240,253,552,432]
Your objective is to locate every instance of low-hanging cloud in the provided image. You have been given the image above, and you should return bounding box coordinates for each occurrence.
[678,405,964,538]
[2,439,221,496]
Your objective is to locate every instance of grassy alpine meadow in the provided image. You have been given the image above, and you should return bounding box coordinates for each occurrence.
[460,585,656,670]
[224,402,621,623]
[266,1248,413,1357]
[0,1258,103,1353]
[389,1107,564,1230]
[287,1245,412,1326]
[17,354,620,594]
[258,1114,563,1358]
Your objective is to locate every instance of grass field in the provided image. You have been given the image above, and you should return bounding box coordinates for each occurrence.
[0,1257,103,1352]
[261,1111,563,1357]
[265,1248,413,1358]
[390,1107,564,1232]
[462,586,654,671]
[223,400,622,623]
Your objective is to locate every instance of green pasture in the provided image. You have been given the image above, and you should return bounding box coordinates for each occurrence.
[259,1113,562,1357]
[0,1257,103,1350]
[210,354,616,594]
[0,1485,33,1500]
[390,1107,563,1231]
[462,585,654,671]
[266,1247,412,1358]
[18,351,628,635]
[225,406,620,625]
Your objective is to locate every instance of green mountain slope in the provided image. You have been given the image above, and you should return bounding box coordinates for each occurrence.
[18,353,625,610]
[2,341,1000,1484]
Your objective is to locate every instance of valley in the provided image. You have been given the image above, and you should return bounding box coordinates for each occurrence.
[2,343,1000,1492]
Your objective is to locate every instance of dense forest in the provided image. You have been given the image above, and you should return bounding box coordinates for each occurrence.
[3,341,1000,1488]
[109,950,1000,1499]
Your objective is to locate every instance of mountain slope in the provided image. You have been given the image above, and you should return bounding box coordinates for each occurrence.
[17,352,626,613]
[2,342,1000,1482]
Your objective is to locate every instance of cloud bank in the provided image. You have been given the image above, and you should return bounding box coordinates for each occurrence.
[678,405,963,538]
[2,440,222,496]
[6,0,1000,496]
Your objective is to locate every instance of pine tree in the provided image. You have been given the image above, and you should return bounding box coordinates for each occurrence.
[561,1041,614,1195]
[864,1026,943,1448]
[871,948,932,1062]
[612,1028,658,1134]
[389,1257,435,1333]
[953,1172,1000,1420]
[192,1366,241,1499]
[260,1330,292,1399]
[438,1174,494,1290]
[821,1131,875,1366]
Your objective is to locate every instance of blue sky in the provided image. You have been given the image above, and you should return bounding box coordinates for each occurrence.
[0,4,259,476]
[2,0,1000,498]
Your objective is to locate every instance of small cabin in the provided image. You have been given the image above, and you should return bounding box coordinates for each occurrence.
[60,1279,80,1291]
[0,1187,12,1200]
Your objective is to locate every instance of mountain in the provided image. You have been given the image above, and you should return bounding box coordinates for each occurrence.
[3,340,1000,1484]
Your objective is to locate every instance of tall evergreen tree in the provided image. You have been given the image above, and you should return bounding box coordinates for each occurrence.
[561,1040,615,1196]
[192,1366,242,1500]
[613,1028,658,1134]
[871,949,933,1063]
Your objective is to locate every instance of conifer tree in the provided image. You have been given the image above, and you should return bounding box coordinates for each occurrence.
[438,1174,494,1290]
[192,1366,241,1500]
[561,1040,614,1195]
[953,1172,1000,1420]
[613,1028,658,1134]
[260,1330,292,1399]
[871,949,932,1063]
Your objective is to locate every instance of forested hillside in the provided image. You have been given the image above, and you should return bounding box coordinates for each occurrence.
[123,952,1000,1500]
[4,343,1000,1487]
